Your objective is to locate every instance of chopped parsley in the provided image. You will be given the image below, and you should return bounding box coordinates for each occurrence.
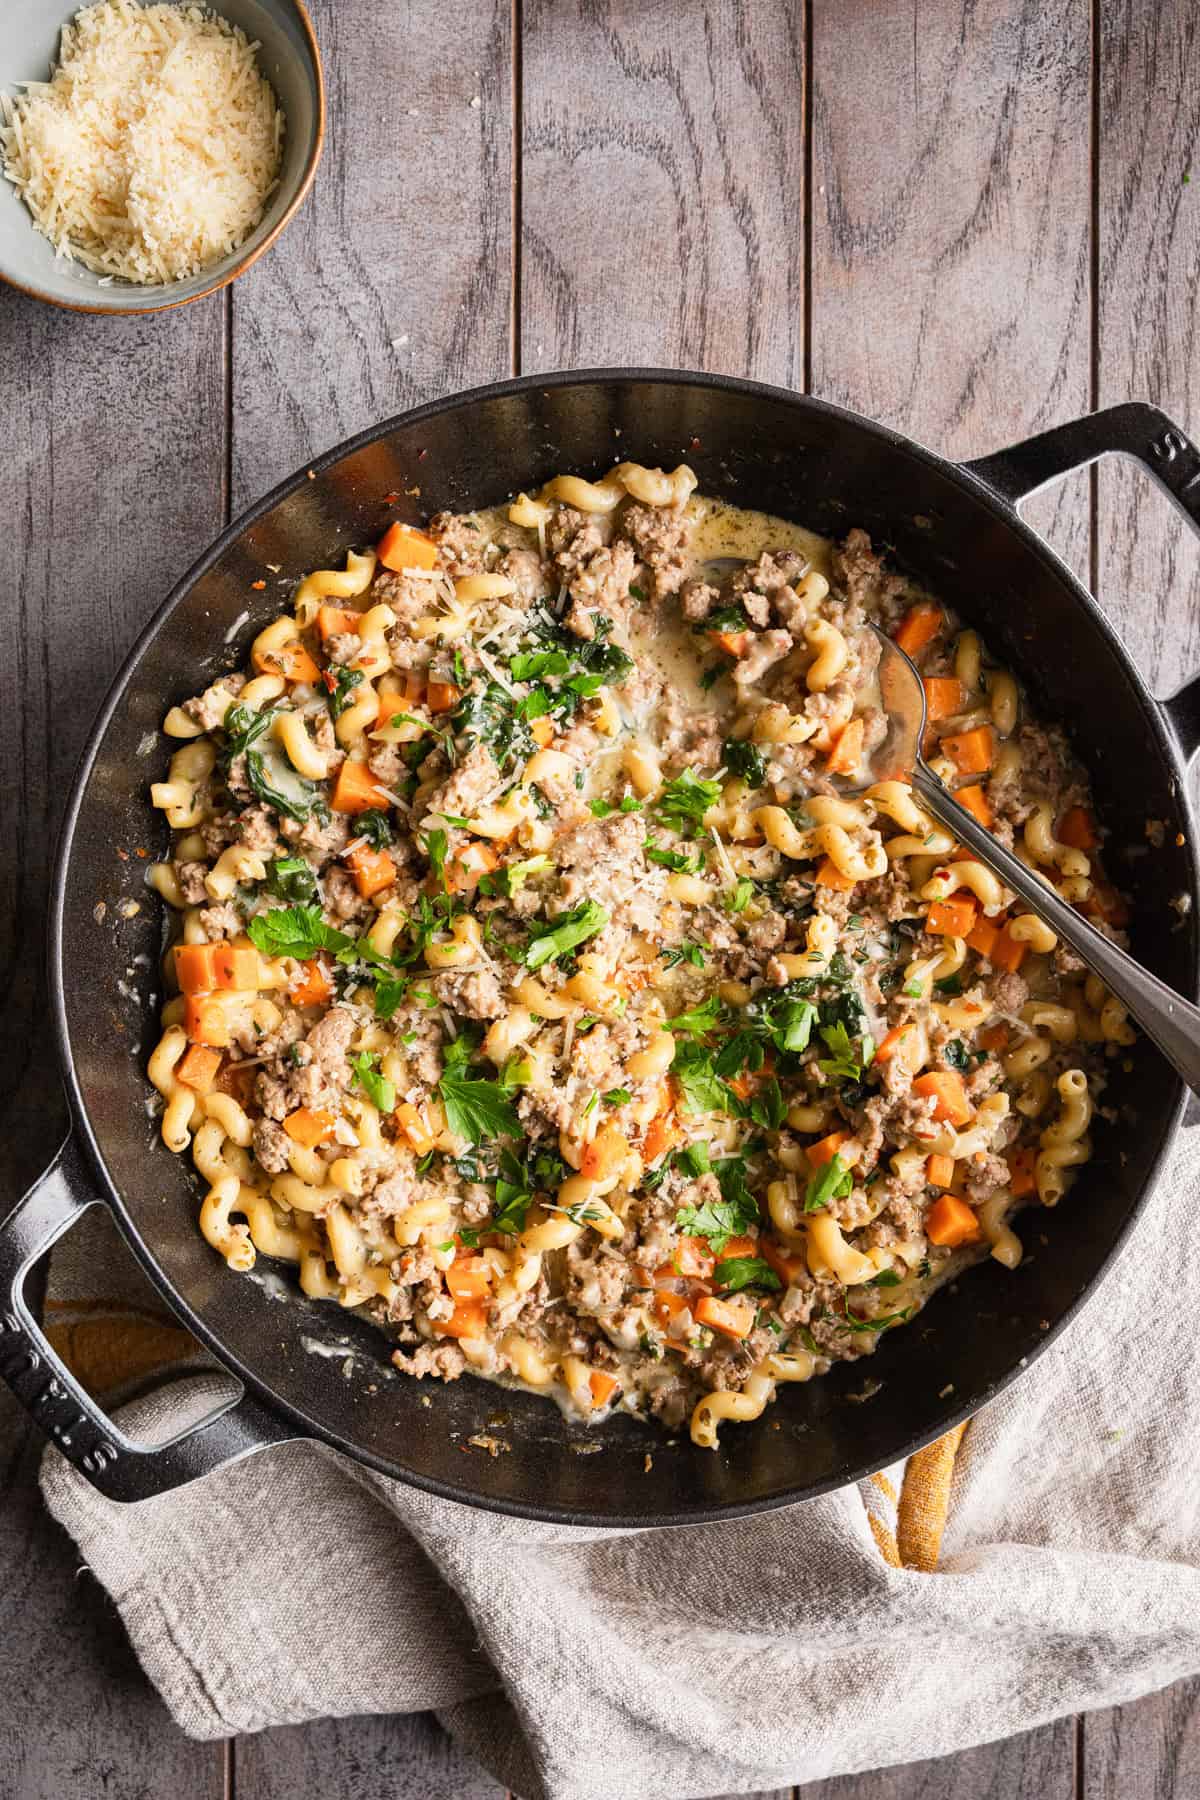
[509,648,574,681]
[670,1039,737,1116]
[492,1188,531,1234]
[726,877,754,914]
[588,795,642,819]
[714,987,817,1072]
[423,828,449,887]
[491,1147,534,1233]
[373,977,408,1021]
[645,841,704,874]
[817,1019,874,1083]
[804,1153,853,1215]
[714,1256,782,1294]
[477,853,552,898]
[663,994,722,1036]
[756,989,818,1056]
[393,890,465,967]
[350,1052,395,1114]
[521,899,608,971]
[675,1154,760,1251]
[438,1072,522,1146]
[646,1140,713,1186]
[676,1142,712,1177]
[656,768,722,830]
[436,1041,523,1146]
[490,1142,567,1233]
[247,905,353,960]
[743,1076,786,1130]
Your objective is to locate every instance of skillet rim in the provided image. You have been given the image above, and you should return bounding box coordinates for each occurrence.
[46,367,1196,1526]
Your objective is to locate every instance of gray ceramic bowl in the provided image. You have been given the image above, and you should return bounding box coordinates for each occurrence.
[0,0,324,314]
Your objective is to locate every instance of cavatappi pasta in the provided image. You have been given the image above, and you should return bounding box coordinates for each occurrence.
[146,467,1131,1448]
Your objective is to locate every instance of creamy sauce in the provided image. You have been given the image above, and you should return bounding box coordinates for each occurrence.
[689,496,831,572]
[635,499,833,718]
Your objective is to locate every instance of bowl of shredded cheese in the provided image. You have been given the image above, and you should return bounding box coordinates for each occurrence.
[0,0,323,313]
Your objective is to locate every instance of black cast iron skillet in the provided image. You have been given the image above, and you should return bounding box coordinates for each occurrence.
[4,373,1200,1524]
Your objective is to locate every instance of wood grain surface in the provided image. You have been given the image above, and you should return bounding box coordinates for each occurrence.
[1,0,1199,1796]
[0,297,225,1128]
[1077,0,1200,1769]
[795,1721,1077,1800]
[811,0,1092,578]
[1094,0,1200,698]
[230,0,514,507]
[522,0,805,379]
[237,1713,507,1800]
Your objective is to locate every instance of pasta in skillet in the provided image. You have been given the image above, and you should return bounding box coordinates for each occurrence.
[146,464,1132,1447]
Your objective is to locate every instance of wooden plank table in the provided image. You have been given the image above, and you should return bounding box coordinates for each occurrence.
[2,0,1198,1794]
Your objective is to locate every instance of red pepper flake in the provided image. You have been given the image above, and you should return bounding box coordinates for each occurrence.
[417,448,428,461]
[251,579,266,591]
[689,436,702,450]
[115,848,129,862]
[133,847,148,859]
[382,491,400,504]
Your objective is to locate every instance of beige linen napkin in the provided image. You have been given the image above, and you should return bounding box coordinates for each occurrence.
[38,1120,1200,1800]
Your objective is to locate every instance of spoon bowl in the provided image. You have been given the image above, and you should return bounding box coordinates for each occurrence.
[861,623,931,787]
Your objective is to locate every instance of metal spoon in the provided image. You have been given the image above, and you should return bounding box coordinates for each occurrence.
[853,625,1200,1095]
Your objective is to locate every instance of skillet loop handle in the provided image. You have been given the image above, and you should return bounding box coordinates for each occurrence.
[0,1134,297,1502]
[964,401,1200,762]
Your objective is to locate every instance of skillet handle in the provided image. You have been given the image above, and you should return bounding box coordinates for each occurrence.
[0,1133,298,1502]
[963,401,1200,762]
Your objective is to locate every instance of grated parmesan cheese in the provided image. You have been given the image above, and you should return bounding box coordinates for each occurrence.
[0,0,284,285]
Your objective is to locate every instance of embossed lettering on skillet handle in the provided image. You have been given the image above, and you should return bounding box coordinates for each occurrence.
[0,1135,298,1501]
[964,401,1200,763]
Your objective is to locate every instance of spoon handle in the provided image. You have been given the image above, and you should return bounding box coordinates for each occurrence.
[909,760,1200,1098]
